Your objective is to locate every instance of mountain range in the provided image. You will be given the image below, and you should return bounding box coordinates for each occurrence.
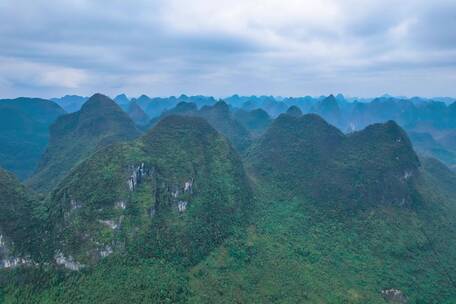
[1,93,456,303]
[45,93,456,171]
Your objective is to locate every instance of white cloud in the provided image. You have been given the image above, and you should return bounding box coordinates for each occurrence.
[0,0,455,98]
[0,57,88,94]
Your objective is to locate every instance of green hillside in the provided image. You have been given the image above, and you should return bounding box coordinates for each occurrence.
[0,168,46,265]
[246,113,420,209]
[46,115,251,266]
[27,94,141,193]
[198,101,252,152]
[0,98,65,179]
[233,108,272,137]
[2,112,456,303]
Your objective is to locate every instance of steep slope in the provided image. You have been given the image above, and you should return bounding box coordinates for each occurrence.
[310,94,343,128]
[3,113,456,303]
[47,115,251,266]
[0,98,65,124]
[189,116,456,303]
[241,96,288,117]
[113,93,130,106]
[149,101,252,152]
[135,95,178,118]
[27,94,141,192]
[147,101,198,129]
[234,108,272,137]
[0,98,65,179]
[198,101,252,152]
[247,113,419,209]
[127,100,150,126]
[0,168,45,267]
[285,105,303,117]
[408,131,456,168]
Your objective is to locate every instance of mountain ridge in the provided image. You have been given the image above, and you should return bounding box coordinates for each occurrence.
[27,93,141,192]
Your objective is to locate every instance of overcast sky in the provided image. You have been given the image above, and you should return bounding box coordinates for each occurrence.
[0,0,455,98]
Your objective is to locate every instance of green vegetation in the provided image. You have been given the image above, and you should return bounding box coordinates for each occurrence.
[2,106,456,303]
[246,113,420,209]
[27,94,141,193]
[47,115,251,265]
[0,168,47,262]
[233,108,272,137]
[285,105,303,117]
[127,101,150,126]
[1,257,188,303]
[148,101,252,152]
[189,178,456,303]
[409,131,456,169]
[197,101,252,152]
[0,98,65,179]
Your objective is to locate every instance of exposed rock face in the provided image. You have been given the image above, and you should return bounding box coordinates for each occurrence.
[115,201,126,209]
[1,257,29,268]
[99,246,113,258]
[128,163,149,191]
[98,220,119,230]
[48,115,251,266]
[177,201,188,212]
[70,199,82,209]
[381,289,408,303]
[0,235,28,269]
[55,252,83,271]
[184,179,193,192]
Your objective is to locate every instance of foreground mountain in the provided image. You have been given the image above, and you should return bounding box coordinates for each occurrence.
[191,115,456,303]
[2,111,456,303]
[246,113,419,209]
[0,98,65,179]
[0,168,44,267]
[48,115,251,266]
[27,94,141,192]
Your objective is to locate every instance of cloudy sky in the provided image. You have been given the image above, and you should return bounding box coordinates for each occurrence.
[0,0,455,98]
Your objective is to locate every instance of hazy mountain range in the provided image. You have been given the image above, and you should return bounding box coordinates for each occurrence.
[1,93,456,303]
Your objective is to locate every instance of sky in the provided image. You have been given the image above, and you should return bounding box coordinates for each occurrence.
[0,0,455,98]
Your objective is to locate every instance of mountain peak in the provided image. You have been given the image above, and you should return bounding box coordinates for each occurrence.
[27,93,140,192]
[174,101,198,112]
[322,94,338,104]
[248,114,419,209]
[144,115,214,145]
[48,113,250,265]
[212,100,229,112]
[286,105,302,117]
[128,100,149,125]
[80,93,121,114]
[114,93,130,105]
